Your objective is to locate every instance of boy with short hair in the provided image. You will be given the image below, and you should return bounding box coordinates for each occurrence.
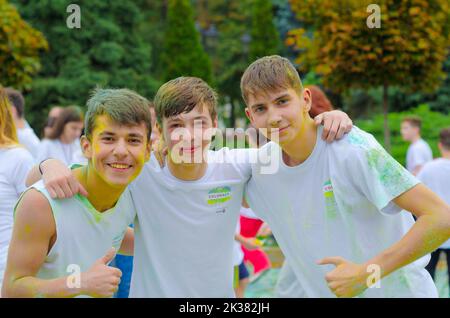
[242,55,450,297]
[401,116,433,175]
[2,88,152,297]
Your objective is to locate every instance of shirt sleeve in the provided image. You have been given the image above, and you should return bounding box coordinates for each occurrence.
[342,129,420,215]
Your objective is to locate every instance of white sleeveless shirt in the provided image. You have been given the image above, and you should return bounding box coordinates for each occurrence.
[18,179,136,297]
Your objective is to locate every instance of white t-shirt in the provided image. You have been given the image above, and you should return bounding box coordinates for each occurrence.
[37,139,86,165]
[0,146,34,288]
[417,158,450,249]
[17,126,40,159]
[247,126,438,298]
[28,179,136,297]
[129,148,254,297]
[406,138,433,173]
[275,260,307,298]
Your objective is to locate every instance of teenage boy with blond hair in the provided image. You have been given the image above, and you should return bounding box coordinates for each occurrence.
[242,55,450,297]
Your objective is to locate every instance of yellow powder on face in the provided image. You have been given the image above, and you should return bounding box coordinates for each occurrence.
[24,224,32,234]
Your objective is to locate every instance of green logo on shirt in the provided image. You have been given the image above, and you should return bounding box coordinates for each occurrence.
[323,180,338,219]
[207,186,231,205]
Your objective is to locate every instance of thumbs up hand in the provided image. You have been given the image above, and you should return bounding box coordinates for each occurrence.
[317,256,369,298]
[80,248,122,298]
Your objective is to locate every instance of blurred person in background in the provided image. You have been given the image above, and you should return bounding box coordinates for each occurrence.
[0,89,34,295]
[417,127,450,294]
[43,106,63,139]
[5,88,40,159]
[401,116,433,176]
[36,106,86,166]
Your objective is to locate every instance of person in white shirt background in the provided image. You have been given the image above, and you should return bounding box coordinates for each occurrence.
[401,116,433,176]
[5,88,41,159]
[43,106,63,139]
[37,106,86,166]
[0,89,34,295]
[417,127,450,294]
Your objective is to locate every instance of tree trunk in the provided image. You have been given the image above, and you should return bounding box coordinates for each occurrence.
[383,82,391,153]
[230,100,235,128]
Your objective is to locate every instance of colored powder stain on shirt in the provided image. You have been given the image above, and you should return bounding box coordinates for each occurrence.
[323,180,338,219]
[366,147,416,192]
[348,129,416,196]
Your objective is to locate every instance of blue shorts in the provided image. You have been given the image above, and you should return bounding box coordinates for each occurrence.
[238,261,250,280]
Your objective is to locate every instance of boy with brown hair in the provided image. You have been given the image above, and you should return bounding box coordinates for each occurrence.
[242,55,450,297]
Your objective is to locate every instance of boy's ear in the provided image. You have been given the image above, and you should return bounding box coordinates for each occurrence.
[302,88,312,113]
[156,122,164,141]
[80,135,92,159]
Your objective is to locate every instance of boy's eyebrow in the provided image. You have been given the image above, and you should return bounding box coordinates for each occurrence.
[272,94,290,102]
[99,131,116,136]
[167,117,182,123]
[193,115,209,121]
[128,132,144,138]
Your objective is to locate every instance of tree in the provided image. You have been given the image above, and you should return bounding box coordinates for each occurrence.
[0,0,48,90]
[12,0,160,134]
[161,0,212,84]
[249,0,281,61]
[287,0,450,151]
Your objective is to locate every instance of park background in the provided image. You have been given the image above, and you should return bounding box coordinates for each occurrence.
[1,0,449,297]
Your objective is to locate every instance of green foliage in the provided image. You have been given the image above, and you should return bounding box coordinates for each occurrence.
[11,0,160,134]
[0,0,48,90]
[288,0,450,93]
[356,104,450,165]
[249,0,281,61]
[161,0,212,84]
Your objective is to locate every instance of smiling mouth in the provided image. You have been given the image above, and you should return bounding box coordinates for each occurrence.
[276,126,290,133]
[107,163,132,170]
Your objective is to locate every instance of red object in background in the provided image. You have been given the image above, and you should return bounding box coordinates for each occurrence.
[239,215,271,275]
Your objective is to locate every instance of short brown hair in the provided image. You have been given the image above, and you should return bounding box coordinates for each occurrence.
[5,87,25,118]
[153,77,217,124]
[85,88,152,141]
[48,106,84,140]
[439,127,450,150]
[402,116,422,129]
[240,55,303,105]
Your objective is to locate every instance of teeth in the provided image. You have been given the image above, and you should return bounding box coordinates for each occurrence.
[110,163,129,169]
